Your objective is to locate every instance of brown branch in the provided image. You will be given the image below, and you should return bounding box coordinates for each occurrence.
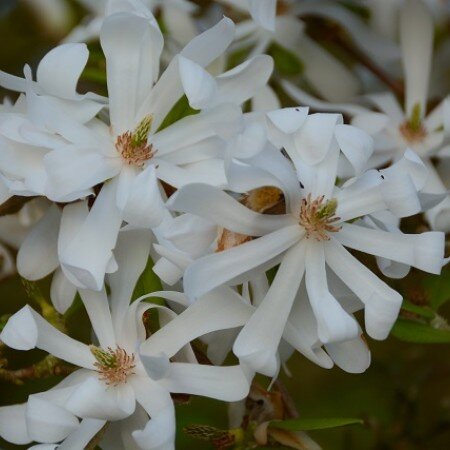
[0,355,75,385]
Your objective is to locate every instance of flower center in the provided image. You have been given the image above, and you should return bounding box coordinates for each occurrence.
[299,194,341,241]
[399,103,427,144]
[399,121,427,144]
[90,346,136,386]
[115,115,155,168]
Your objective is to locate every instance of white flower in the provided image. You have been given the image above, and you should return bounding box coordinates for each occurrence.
[216,0,399,102]
[0,233,250,449]
[65,0,198,47]
[282,0,450,231]
[167,112,445,375]
[0,43,105,123]
[26,14,255,291]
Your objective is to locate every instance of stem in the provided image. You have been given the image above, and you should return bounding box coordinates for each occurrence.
[0,355,75,385]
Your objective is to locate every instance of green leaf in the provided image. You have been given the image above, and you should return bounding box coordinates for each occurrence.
[157,95,199,133]
[392,318,450,344]
[132,257,164,304]
[269,43,303,76]
[422,269,450,310]
[269,417,364,431]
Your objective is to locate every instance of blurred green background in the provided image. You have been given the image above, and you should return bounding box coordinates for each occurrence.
[0,2,450,449]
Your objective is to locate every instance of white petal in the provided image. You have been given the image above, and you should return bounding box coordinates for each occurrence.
[252,85,280,111]
[26,396,79,443]
[183,225,303,300]
[325,239,402,340]
[137,17,235,127]
[60,180,123,291]
[109,228,152,335]
[50,268,77,314]
[325,336,371,374]
[299,35,360,102]
[337,170,421,221]
[180,17,235,67]
[423,159,450,231]
[178,56,218,110]
[334,124,373,174]
[337,223,445,275]
[215,55,274,106]
[119,166,166,229]
[248,0,277,31]
[131,377,176,450]
[44,147,120,202]
[167,183,295,236]
[0,404,31,444]
[58,419,106,450]
[280,80,368,116]
[151,104,241,155]
[101,12,163,134]
[400,0,434,118]
[283,286,334,369]
[17,204,61,280]
[161,363,251,401]
[305,243,359,343]
[292,113,342,167]
[141,287,252,358]
[266,107,309,135]
[66,376,136,421]
[162,213,216,258]
[367,93,404,123]
[234,241,306,376]
[79,288,116,349]
[0,305,94,368]
[36,43,89,99]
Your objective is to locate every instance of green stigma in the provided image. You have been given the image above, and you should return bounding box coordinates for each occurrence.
[317,198,338,220]
[131,115,153,149]
[408,103,422,132]
[90,346,119,369]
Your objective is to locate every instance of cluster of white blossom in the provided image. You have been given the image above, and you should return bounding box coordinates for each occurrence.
[0,0,448,449]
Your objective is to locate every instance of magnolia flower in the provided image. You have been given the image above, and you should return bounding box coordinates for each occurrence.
[30,13,271,291]
[65,0,198,47]
[168,112,445,375]
[216,0,400,102]
[0,42,105,123]
[0,230,250,449]
[282,0,450,231]
[141,274,372,378]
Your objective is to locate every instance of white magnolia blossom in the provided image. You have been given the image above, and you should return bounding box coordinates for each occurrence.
[168,110,445,376]
[282,0,450,232]
[0,231,250,449]
[64,0,198,47]
[0,0,449,444]
[216,0,401,102]
[0,12,274,293]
